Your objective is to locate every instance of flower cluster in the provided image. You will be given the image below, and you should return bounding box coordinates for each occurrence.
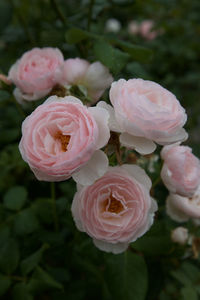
[128,20,160,40]
[6,46,198,253]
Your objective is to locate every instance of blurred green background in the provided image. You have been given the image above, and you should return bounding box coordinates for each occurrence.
[1,0,200,299]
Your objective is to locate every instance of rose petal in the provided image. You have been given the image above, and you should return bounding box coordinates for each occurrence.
[122,164,152,191]
[120,132,156,155]
[88,106,110,149]
[93,239,129,254]
[72,150,108,186]
[156,128,188,145]
[166,195,189,222]
[97,101,121,132]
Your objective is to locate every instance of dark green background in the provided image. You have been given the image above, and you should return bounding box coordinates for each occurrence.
[0,0,200,299]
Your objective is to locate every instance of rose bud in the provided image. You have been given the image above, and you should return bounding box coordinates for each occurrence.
[139,20,158,40]
[62,58,113,101]
[19,95,110,184]
[108,78,188,154]
[71,164,157,254]
[8,47,64,103]
[161,144,200,197]
[166,186,200,222]
[171,227,188,245]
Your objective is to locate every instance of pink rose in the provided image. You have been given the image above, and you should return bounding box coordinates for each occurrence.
[72,164,157,254]
[171,227,188,245]
[62,58,113,101]
[19,95,110,184]
[128,21,140,35]
[109,79,188,154]
[8,48,64,103]
[166,186,200,222]
[161,145,200,197]
[139,20,157,40]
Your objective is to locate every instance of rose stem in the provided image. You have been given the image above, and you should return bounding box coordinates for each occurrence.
[10,96,26,118]
[51,182,59,231]
[87,0,95,31]
[50,0,67,26]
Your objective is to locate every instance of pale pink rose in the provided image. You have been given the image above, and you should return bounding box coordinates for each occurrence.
[62,58,113,101]
[161,145,200,197]
[139,20,157,40]
[128,21,140,35]
[166,186,200,222]
[105,18,121,33]
[72,164,157,254]
[8,48,64,103]
[171,227,188,245]
[19,95,110,184]
[109,79,188,155]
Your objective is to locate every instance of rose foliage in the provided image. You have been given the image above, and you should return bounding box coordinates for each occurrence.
[1,1,200,300]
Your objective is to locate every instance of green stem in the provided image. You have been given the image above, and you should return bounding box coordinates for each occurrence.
[87,0,95,31]
[10,96,26,118]
[51,182,59,231]
[8,0,35,45]
[152,176,162,189]
[8,275,27,282]
[50,0,67,25]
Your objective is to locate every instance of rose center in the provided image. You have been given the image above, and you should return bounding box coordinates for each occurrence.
[55,132,70,152]
[104,194,124,214]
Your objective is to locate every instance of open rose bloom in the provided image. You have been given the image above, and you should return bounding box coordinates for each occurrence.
[72,164,157,254]
[166,186,200,222]
[161,145,200,197]
[139,20,158,40]
[109,79,188,154]
[62,58,113,101]
[8,48,64,103]
[19,95,110,184]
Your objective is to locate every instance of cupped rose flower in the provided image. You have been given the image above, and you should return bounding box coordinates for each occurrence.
[139,20,158,40]
[62,58,113,101]
[128,21,140,35]
[166,186,200,222]
[171,227,188,245]
[161,144,200,197]
[19,95,110,184]
[72,164,157,254]
[105,18,121,33]
[8,47,64,103]
[108,78,188,155]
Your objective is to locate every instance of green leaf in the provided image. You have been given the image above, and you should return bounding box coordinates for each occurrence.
[181,262,200,283]
[0,226,10,244]
[0,128,20,144]
[181,286,198,300]
[171,270,192,286]
[32,198,53,224]
[20,244,49,276]
[0,274,11,296]
[0,0,12,33]
[14,208,39,236]
[104,252,148,300]
[132,235,172,256]
[93,40,130,74]
[27,267,63,294]
[0,238,20,274]
[112,39,153,63]
[12,283,33,300]
[3,186,27,211]
[65,27,94,44]
[0,90,10,103]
